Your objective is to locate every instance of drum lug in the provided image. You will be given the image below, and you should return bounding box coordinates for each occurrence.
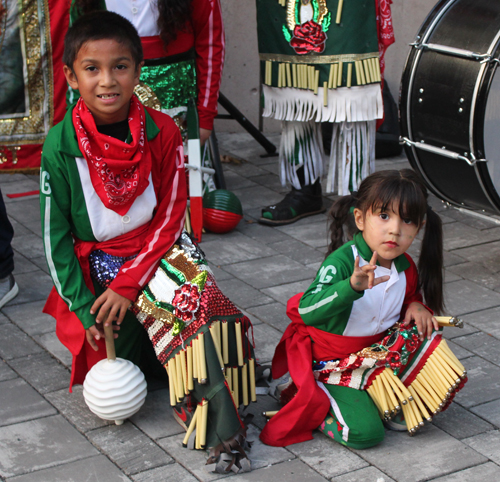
[400,137,487,167]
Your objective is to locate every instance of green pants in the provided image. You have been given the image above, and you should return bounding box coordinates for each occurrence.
[318,383,384,449]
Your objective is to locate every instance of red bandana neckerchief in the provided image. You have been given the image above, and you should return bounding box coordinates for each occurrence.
[73,94,152,216]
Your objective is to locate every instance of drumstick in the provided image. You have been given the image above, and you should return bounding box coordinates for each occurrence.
[182,405,200,447]
[249,358,257,402]
[187,345,194,391]
[235,322,244,366]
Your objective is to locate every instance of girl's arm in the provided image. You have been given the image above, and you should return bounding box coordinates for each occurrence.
[191,0,225,132]
[40,133,96,330]
[107,113,188,302]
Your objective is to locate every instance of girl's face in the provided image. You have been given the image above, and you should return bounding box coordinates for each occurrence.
[354,203,421,269]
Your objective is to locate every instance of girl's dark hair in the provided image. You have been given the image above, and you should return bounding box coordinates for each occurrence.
[63,11,143,68]
[326,169,444,314]
[73,0,193,45]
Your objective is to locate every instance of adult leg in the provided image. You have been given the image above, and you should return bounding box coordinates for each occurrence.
[0,188,18,308]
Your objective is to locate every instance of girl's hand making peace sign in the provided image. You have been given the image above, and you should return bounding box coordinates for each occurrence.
[350,251,390,292]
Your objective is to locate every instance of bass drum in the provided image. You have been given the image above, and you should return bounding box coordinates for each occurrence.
[400,0,500,214]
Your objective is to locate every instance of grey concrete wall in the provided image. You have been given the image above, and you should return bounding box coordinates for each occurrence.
[215,0,439,135]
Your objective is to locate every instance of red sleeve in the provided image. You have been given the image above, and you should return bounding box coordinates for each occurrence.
[191,0,225,131]
[401,253,433,317]
[109,109,188,300]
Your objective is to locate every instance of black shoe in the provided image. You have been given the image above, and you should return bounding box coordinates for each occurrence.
[259,181,325,226]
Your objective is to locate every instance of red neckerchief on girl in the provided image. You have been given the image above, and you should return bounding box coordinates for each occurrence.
[72,94,152,216]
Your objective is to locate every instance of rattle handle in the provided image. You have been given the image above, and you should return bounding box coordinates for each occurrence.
[104,323,116,361]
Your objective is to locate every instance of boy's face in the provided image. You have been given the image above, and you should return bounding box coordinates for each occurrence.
[63,39,142,125]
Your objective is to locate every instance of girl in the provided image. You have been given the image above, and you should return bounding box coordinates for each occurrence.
[260,169,444,449]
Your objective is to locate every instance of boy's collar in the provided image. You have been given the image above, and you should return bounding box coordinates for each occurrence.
[60,103,160,156]
[353,232,410,272]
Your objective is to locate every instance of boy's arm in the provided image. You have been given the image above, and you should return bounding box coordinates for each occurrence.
[40,143,96,329]
[298,248,364,330]
[108,119,187,301]
[191,0,225,132]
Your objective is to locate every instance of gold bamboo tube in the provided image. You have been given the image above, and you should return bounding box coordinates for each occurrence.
[363,59,372,83]
[170,356,182,403]
[179,350,188,395]
[367,386,384,417]
[263,410,279,418]
[375,56,381,82]
[175,352,185,399]
[346,63,352,88]
[242,363,249,406]
[213,321,221,351]
[182,405,200,447]
[378,372,399,410]
[384,370,412,402]
[310,66,315,90]
[368,58,376,83]
[376,379,391,416]
[199,399,209,449]
[412,378,439,412]
[222,321,229,365]
[277,63,282,88]
[419,368,445,401]
[435,316,455,327]
[424,362,449,399]
[249,358,257,402]
[433,350,461,384]
[286,62,292,87]
[416,373,442,408]
[337,61,343,86]
[226,366,233,391]
[168,362,177,406]
[323,81,328,106]
[281,63,286,87]
[331,63,338,89]
[184,207,191,234]
[328,64,334,89]
[232,367,239,407]
[358,60,367,84]
[209,324,224,370]
[292,63,297,88]
[187,345,194,391]
[198,333,207,383]
[381,370,406,404]
[307,66,312,90]
[408,399,423,428]
[435,346,464,378]
[427,357,452,394]
[265,61,271,85]
[314,69,320,95]
[439,341,466,373]
[303,65,308,89]
[235,322,244,367]
[193,338,200,381]
[401,402,414,432]
[297,65,302,88]
[354,60,360,86]
[408,385,432,421]
[336,0,344,24]
[373,57,381,82]
[195,409,201,450]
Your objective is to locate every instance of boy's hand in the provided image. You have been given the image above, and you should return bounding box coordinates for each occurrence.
[403,301,439,341]
[350,252,390,292]
[90,288,131,328]
[85,323,120,351]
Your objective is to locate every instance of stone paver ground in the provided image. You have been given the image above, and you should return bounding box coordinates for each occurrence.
[1,132,500,481]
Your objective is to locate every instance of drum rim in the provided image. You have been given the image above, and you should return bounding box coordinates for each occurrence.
[401,0,500,214]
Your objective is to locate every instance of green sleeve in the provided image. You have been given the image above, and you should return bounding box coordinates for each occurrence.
[40,137,96,330]
[298,244,364,333]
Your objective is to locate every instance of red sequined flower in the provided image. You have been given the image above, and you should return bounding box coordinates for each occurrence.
[289,20,327,55]
[172,283,201,323]
[386,352,401,370]
[405,333,419,352]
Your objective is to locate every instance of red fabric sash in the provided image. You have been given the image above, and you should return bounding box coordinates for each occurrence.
[44,223,150,390]
[260,293,385,447]
[73,95,151,215]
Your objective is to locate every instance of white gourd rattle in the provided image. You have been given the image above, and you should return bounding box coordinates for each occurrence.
[83,323,147,425]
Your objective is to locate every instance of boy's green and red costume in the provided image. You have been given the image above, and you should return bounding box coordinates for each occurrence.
[260,233,425,448]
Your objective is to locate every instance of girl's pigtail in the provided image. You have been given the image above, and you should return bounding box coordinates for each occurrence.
[418,206,444,314]
[326,194,357,257]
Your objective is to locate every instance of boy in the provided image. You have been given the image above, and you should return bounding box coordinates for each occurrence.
[41,11,187,388]
[41,12,253,472]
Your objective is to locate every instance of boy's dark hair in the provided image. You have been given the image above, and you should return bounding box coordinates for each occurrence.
[326,169,444,314]
[63,11,143,69]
